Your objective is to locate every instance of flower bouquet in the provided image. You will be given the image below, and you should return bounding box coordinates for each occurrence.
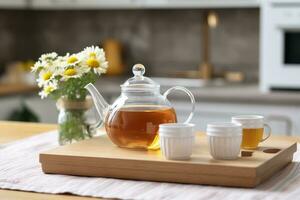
[32,46,108,145]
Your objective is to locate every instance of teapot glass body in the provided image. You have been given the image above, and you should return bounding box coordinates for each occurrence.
[105,90,177,149]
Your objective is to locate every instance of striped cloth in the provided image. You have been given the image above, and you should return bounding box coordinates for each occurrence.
[0,131,299,200]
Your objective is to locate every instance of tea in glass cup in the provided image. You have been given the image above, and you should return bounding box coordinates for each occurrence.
[231,115,271,149]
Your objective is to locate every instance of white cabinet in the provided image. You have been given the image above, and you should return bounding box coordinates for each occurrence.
[25,97,58,123]
[0,0,260,9]
[29,0,135,9]
[0,94,298,136]
[161,0,259,8]
[0,97,24,120]
[173,101,299,136]
[0,0,27,8]
[0,96,57,123]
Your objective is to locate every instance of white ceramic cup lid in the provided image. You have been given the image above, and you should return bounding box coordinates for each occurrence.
[159,123,195,137]
[206,122,242,137]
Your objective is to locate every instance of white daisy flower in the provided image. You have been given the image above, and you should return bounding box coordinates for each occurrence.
[39,80,58,99]
[80,46,108,75]
[81,46,103,58]
[65,53,81,67]
[55,55,67,65]
[31,60,44,72]
[32,46,108,100]
[36,69,55,87]
[34,53,60,74]
[52,56,68,75]
[39,52,58,62]
[60,65,89,81]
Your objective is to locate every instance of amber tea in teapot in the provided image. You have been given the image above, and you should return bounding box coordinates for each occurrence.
[105,105,177,149]
[85,63,195,150]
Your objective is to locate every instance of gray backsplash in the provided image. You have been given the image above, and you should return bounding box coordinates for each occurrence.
[0,9,259,80]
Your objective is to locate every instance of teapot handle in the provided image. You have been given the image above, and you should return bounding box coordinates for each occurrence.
[163,86,195,124]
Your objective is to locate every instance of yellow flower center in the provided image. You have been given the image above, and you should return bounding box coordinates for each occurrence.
[42,72,52,81]
[64,68,77,76]
[89,52,96,58]
[86,58,100,68]
[67,56,78,64]
[44,86,54,94]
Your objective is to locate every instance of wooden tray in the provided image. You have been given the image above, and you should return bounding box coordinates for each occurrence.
[40,134,297,188]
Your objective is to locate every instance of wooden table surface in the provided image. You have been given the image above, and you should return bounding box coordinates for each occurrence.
[0,121,101,200]
[0,121,299,200]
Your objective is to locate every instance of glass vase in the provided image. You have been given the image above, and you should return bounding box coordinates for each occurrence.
[56,96,94,145]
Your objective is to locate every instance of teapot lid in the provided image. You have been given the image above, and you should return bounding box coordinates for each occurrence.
[121,64,160,91]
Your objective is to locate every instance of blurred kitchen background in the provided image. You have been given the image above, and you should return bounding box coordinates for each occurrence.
[0,0,300,135]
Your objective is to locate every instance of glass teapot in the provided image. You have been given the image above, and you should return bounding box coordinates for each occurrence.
[85,64,195,150]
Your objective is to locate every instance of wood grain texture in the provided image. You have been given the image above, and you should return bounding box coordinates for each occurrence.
[40,134,297,188]
[0,121,101,200]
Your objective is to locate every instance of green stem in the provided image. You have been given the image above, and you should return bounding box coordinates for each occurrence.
[58,109,91,145]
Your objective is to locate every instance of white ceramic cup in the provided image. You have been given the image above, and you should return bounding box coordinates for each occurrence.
[206,122,242,160]
[159,123,195,160]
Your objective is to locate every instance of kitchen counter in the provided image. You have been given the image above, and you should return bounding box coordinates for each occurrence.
[186,85,300,105]
[95,77,300,105]
[0,83,38,97]
[0,121,299,199]
[1,77,300,105]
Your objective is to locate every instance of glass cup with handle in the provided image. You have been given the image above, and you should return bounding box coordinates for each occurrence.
[231,115,271,149]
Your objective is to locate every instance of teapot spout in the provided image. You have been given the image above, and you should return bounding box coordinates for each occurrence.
[85,83,109,128]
